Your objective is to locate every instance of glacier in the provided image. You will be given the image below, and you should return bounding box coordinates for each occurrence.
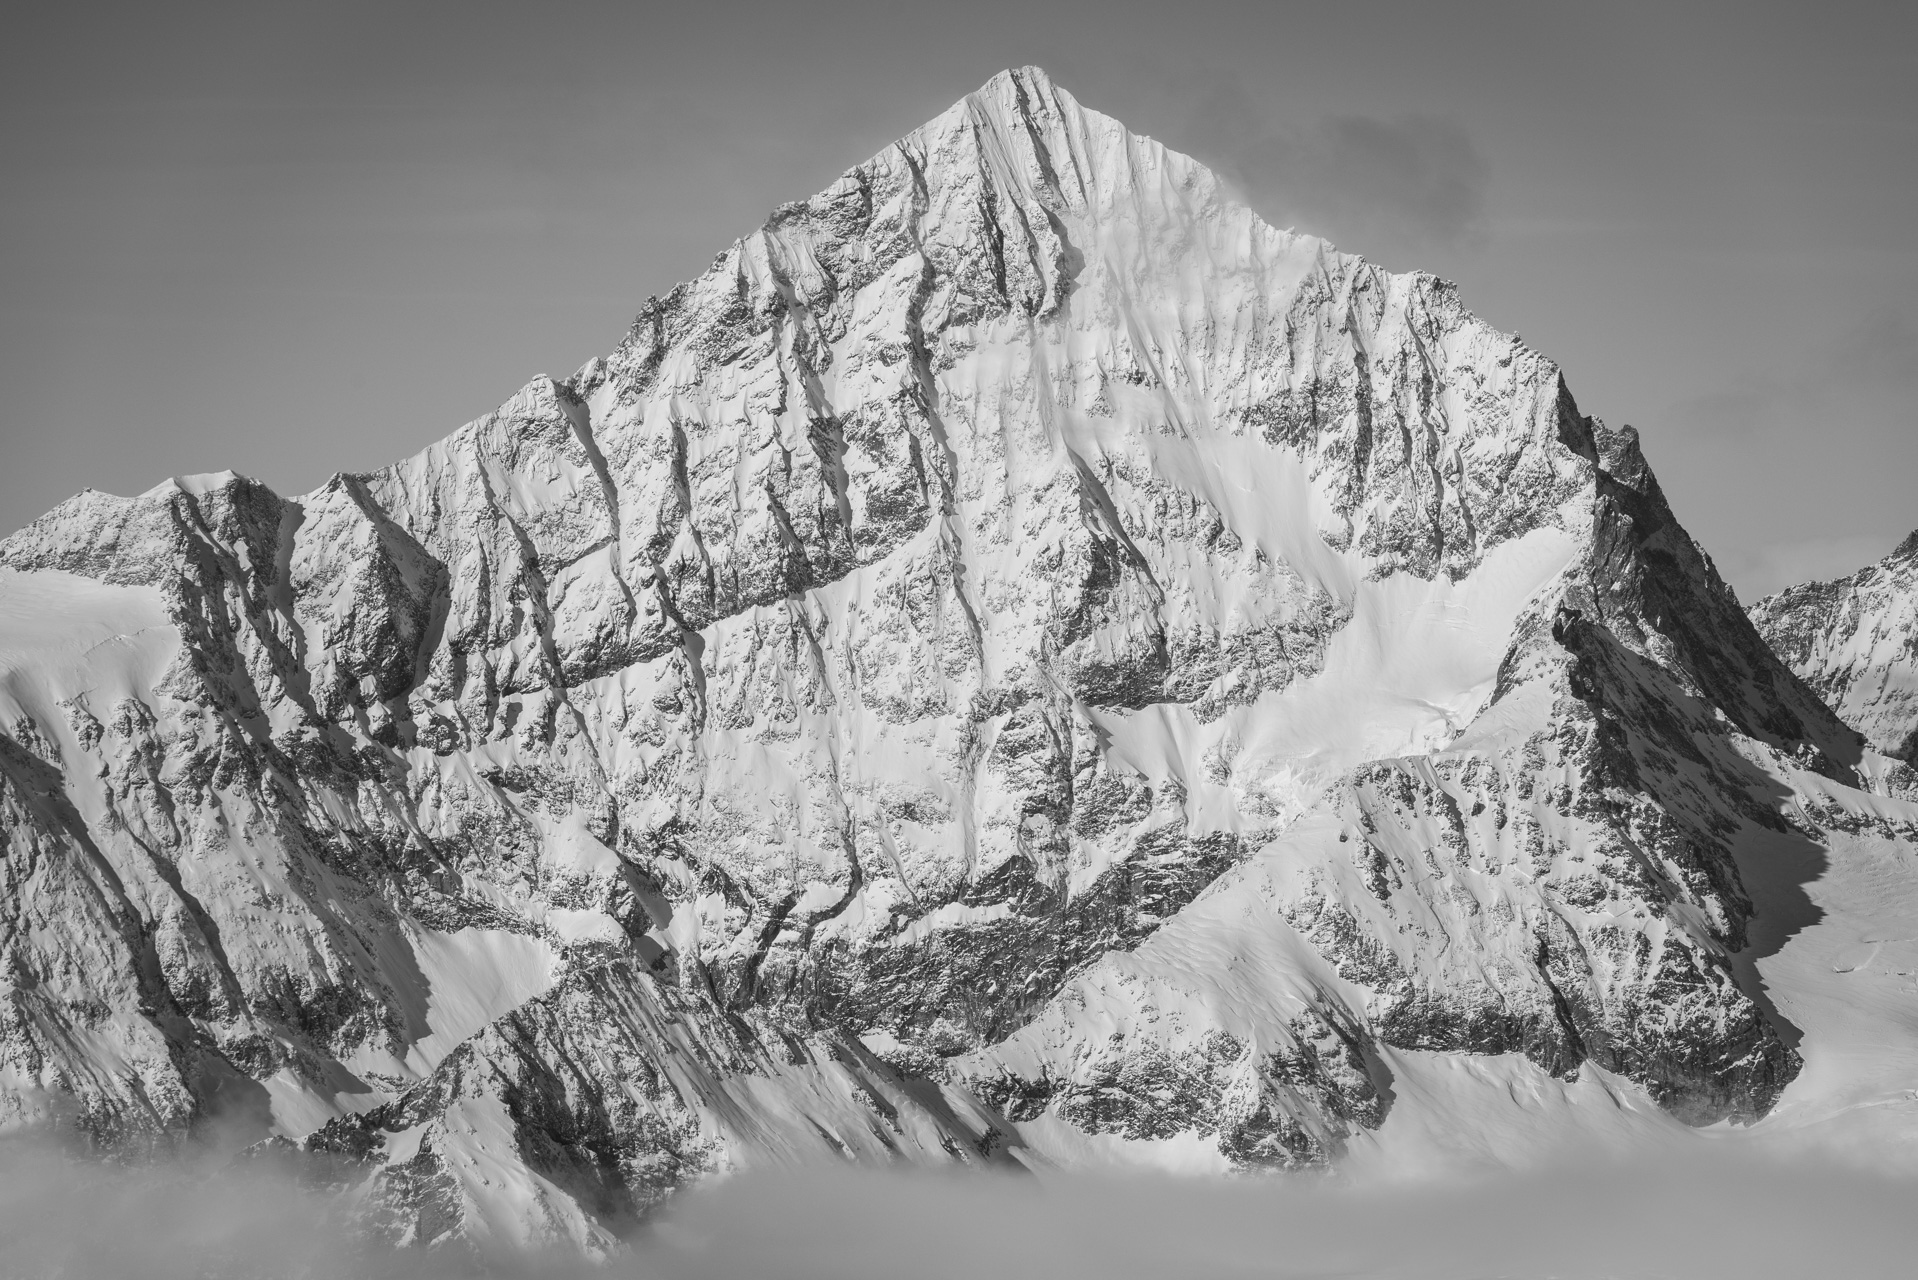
[3,67,1918,1253]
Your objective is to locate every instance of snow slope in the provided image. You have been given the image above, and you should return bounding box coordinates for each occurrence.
[0,67,1907,1249]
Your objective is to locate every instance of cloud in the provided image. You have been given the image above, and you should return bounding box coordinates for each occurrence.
[632,1152,1918,1280]
[1189,81,1489,251]
[5,1134,1918,1278]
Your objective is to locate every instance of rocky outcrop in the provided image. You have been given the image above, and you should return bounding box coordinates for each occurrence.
[0,67,1864,1247]
[1752,531,1918,770]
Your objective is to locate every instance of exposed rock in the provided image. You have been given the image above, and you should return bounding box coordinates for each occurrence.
[1752,530,1918,770]
[0,67,1870,1246]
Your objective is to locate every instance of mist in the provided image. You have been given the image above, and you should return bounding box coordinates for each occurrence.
[3,1136,1913,1279]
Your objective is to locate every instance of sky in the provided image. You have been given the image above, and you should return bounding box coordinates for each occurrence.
[2,0,1913,600]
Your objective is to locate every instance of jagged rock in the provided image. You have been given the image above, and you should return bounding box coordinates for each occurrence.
[1751,530,1918,770]
[0,67,1878,1247]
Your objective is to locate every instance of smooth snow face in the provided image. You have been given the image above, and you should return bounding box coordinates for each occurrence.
[0,568,177,727]
[1088,525,1580,843]
[0,65,1899,1251]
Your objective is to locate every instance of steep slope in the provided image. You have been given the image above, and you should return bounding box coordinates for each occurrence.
[1752,532,1918,769]
[0,68,1882,1248]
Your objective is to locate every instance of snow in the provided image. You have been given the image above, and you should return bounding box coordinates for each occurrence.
[891,901,1014,946]
[1014,1112,1233,1174]
[538,812,624,878]
[1751,537,1918,763]
[1092,524,1579,832]
[3,63,1916,1256]
[0,567,177,724]
[344,925,557,1085]
[1736,825,1918,1164]
[545,908,626,947]
[1349,766,1918,1173]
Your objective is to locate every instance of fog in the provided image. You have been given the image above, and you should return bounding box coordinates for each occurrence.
[3,1136,1913,1280]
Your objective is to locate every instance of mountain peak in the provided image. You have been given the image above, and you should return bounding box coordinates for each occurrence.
[0,66,1906,1255]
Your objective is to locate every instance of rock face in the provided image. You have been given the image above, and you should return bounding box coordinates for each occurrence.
[0,68,1871,1250]
[1751,532,1918,769]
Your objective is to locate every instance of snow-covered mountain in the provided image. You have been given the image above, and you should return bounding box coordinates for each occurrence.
[1751,532,1918,772]
[4,68,1917,1253]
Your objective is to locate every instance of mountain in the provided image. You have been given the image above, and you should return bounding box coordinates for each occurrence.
[4,67,1916,1254]
[1751,532,1918,773]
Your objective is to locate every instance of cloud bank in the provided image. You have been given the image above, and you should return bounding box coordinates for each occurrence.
[4,1135,1915,1279]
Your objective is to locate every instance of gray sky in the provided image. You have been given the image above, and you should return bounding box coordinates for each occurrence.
[3,0,1912,600]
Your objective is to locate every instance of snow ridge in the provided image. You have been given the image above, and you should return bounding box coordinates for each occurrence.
[0,68,1901,1250]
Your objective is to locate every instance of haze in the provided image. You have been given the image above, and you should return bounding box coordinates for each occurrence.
[3,1136,1914,1279]
[2,0,1913,599]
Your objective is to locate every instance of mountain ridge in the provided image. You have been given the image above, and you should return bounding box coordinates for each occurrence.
[1751,530,1918,773]
[1,67,1911,1253]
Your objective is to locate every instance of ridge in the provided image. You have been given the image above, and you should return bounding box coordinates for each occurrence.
[0,68,1895,1252]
